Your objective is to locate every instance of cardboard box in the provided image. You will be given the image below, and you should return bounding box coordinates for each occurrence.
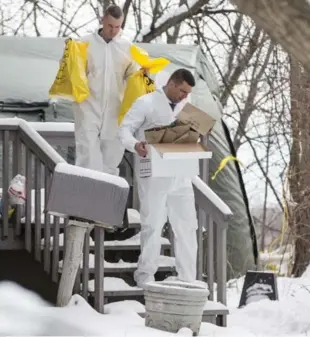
[138,103,215,178]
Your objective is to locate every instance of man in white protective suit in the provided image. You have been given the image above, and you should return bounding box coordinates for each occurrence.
[73,5,138,175]
[118,68,198,287]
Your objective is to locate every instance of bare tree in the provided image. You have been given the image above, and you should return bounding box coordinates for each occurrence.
[230,0,310,72]
[197,10,290,211]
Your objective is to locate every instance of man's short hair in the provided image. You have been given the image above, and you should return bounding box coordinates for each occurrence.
[168,68,195,87]
[104,5,123,19]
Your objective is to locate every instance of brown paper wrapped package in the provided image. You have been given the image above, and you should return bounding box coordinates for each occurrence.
[145,121,199,145]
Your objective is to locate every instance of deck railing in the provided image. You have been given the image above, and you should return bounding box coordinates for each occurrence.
[0,120,232,314]
[0,119,113,312]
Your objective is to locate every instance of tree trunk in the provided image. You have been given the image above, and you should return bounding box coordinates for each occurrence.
[230,0,310,71]
[289,58,310,277]
[231,0,310,276]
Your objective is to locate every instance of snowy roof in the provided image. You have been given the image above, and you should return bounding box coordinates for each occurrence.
[0,36,220,113]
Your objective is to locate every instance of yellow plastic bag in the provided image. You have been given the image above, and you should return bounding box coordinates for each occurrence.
[118,45,170,125]
[130,45,170,75]
[118,69,156,124]
[49,38,90,103]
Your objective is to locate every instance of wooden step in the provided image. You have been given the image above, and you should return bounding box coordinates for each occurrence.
[102,287,229,327]
[104,299,229,319]
[85,277,228,327]
[137,300,229,326]
[86,277,144,297]
[136,300,229,316]
[41,232,171,251]
[59,254,175,274]
[88,277,228,327]
[203,300,229,316]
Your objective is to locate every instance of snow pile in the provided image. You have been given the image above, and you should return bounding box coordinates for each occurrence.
[105,300,145,314]
[29,122,74,132]
[222,272,310,336]
[192,176,232,216]
[2,268,310,336]
[87,277,141,292]
[55,162,129,188]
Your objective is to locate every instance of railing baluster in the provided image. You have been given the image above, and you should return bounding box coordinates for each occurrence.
[206,215,214,300]
[82,229,90,299]
[94,226,105,313]
[216,222,227,306]
[13,133,22,236]
[25,148,32,252]
[168,222,175,258]
[63,218,68,257]
[34,159,42,261]
[2,131,10,238]
[196,207,204,280]
[52,216,60,282]
[44,167,52,273]
[132,159,140,210]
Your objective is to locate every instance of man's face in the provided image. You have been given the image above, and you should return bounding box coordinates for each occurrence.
[168,80,192,104]
[102,15,123,40]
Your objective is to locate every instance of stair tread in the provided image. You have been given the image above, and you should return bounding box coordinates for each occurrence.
[86,277,143,295]
[86,278,229,315]
[59,254,175,271]
[136,301,229,315]
[104,299,228,315]
[41,232,170,250]
[203,300,229,314]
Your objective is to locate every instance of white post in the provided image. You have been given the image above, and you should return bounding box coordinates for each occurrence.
[56,219,94,307]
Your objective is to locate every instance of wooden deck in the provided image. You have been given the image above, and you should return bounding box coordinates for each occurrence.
[0,121,231,328]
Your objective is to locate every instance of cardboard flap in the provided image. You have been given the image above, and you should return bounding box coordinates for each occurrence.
[177,102,216,136]
[161,129,177,143]
[145,129,166,144]
[174,130,200,144]
[161,125,190,143]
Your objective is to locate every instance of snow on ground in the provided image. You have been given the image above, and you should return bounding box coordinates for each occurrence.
[2,268,310,336]
[224,271,310,336]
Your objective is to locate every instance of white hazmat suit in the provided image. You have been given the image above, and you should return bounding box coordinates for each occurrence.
[118,88,198,287]
[73,30,137,174]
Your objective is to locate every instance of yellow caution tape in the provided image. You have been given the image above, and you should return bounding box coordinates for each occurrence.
[211,155,244,180]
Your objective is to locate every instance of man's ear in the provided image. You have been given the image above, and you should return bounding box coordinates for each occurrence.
[100,16,104,24]
[166,80,174,89]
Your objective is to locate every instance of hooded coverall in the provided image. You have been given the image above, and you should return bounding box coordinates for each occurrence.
[72,30,138,175]
[118,88,198,287]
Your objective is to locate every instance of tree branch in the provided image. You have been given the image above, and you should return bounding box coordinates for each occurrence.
[136,0,210,42]
[230,0,310,72]
[121,0,132,28]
